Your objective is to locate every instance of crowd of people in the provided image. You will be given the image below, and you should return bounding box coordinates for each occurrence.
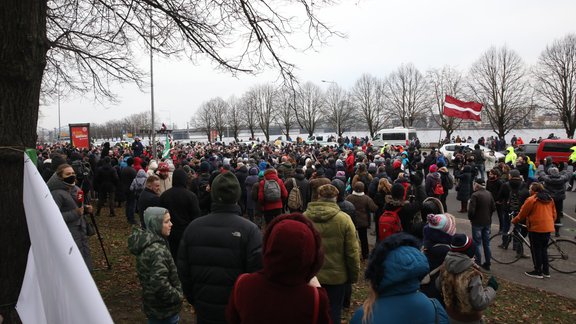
[36,134,575,323]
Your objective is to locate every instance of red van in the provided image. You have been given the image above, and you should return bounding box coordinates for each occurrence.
[535,139,576,165]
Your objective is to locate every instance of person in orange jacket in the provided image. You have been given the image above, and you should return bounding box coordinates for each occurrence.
[512,182,556,279]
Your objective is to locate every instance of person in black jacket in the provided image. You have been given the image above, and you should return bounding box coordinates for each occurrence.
[160,169,201,259]
[94,156,119,216]
[383,183,421,238]
[137,175,161,229]
[177,172,262,324]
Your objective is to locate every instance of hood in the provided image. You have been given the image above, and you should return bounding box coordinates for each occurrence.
[378,246,429,296]
[262,214,324,286]
[248,167,259,175]
[144,207,168,235]
[172,169,188,188]
[133,157,142,167]
[237,165,248,173]
[508,177,523,191]
[422,225,453,249]
[535,190,553,202]
[135,169,147,179]
[47,173,73,192]
[128,226,166,256]
[148,160,158,171]
[443,251,475,274]
[263,169,280,181]
[305,201,342,222]
[506,146,515,153]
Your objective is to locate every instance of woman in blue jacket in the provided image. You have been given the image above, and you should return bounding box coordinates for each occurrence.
[351,233,448,324]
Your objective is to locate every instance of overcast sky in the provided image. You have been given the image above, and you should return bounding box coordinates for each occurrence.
[38,0,576,131]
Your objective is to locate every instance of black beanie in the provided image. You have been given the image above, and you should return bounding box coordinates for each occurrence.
[450,234,476,258]
[391,183,405,200]
[211,172,241,204]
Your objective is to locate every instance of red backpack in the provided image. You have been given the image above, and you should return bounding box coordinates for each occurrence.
[378,207,403,241]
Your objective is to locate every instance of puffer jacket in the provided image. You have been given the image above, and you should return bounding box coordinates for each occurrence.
[351,246,448,324]
[346,192,378,229]
[177,203,262,324]
[304,201,360,285]
[537,166,572,200]
[512,191,556,233]
[128,226,183,320]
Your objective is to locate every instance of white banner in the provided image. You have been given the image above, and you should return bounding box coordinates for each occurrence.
[17,154,113,324]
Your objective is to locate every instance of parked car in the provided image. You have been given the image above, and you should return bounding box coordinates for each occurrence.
[439,143,504,165]
[516,143,539,163]
[305,134,338,147]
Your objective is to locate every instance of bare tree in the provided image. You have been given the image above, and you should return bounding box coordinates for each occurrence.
[426,66,466,143]
[382,63,430,127]
[275,88,296,141]
[254,84,275,142]
[352,74,386,138]
[534,34,576,138]
[207,97,228,141]
[227,96,243,142]
[468,46,533,139]
[1,1,340,318]
[241,90,259,141]
[193,103,214,142]
[324,84,356,137]
[294,82,324,137]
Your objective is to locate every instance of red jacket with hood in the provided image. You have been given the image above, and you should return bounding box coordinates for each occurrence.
[226,213,331,324]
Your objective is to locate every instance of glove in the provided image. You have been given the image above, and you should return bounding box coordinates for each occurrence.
[487,275,499,291]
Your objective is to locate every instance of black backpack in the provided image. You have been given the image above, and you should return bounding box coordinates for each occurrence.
[508,188,521,215]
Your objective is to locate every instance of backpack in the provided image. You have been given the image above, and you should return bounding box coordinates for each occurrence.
[130,177,146,200]
[433,177,444,195]
[378,207,403,241]
[263,179,281,202]
[287,178,303,210]
[445,173,454,190]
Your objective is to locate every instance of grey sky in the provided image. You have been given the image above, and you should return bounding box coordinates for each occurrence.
[38,0,576,130]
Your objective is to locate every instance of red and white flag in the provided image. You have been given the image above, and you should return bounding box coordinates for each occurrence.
[443,95,483,121]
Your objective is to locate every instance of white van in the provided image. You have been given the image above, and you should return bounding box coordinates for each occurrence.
[370,127,418,147]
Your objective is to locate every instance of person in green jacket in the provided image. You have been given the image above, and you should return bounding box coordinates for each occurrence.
[304,184,361,323]
[129,207,183,323]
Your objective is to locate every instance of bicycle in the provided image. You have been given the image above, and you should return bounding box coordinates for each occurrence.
[489,223,576,274]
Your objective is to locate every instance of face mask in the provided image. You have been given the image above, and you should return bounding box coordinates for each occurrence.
[63,175,76,184]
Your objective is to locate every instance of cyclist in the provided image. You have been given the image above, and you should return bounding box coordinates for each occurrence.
[511,182,556,279]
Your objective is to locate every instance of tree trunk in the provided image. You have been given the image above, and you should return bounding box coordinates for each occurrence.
[0,1,47,322]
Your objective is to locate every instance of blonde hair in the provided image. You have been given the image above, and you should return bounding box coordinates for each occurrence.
[378,178,392,194]
[361,289,378,324]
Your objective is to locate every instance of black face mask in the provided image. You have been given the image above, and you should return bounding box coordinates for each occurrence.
[63,175,76,184]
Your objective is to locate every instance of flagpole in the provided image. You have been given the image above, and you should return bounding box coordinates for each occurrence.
[149,6,156,159]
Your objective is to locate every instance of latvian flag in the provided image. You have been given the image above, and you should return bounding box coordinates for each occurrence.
[443,95,483,121]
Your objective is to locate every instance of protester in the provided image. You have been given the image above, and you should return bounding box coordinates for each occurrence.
[512,182,556,279]
[94,156,119,216]
[226,213,331,324]
[438,234,498,323]
[137,175,162,229]
[537,165,572,236]
[346,182,378,260]
[351,233,448,324]
[177,172,262,324]
[304,184,360,323]
[47,164,93,271]
[128,207,183,324]
[468,178,496,272]
[258,168,288,225]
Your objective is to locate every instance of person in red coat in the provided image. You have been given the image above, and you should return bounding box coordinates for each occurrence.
[258,168,288,225]
[226,213,332,324]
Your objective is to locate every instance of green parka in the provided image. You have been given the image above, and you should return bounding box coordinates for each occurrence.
[304,201,361,285]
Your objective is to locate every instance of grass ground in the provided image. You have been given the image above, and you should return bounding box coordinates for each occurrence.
[89,208,576,323]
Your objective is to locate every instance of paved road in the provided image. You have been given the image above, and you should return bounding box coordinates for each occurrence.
[368,189,576,300]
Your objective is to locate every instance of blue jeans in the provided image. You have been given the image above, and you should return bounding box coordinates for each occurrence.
[148,313,179,324]
[472,224,491,266]
[324,284,346,323]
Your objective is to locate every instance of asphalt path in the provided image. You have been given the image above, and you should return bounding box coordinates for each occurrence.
[368,189,576,300]
[444,189,576,300]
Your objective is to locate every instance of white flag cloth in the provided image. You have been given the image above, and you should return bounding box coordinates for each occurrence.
[16,154,113,324]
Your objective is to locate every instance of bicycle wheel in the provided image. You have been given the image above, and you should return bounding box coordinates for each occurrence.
[490,232,522,264]
[548,239,576,274]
